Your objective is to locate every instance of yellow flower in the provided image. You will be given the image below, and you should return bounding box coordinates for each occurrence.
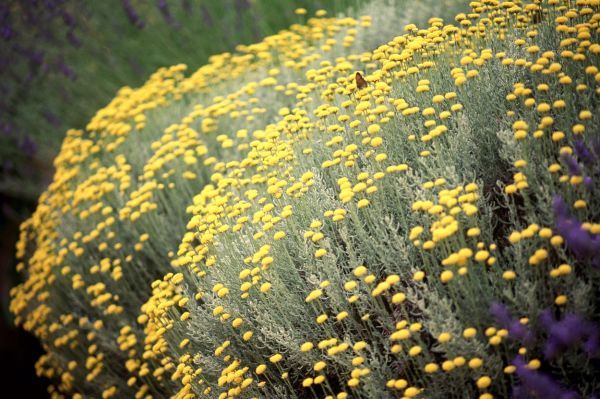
[344,281,357,291]
[404,387,421,397]
[300,342,314,352]
[477,376,492,389]
[468,358,483,369]
[442,360,455,371]
[370,137,383,147]
[315,248,327,258]
[367,124,381,134]
[255,364,267,374]
[424,363,439,373]
[440,270,454,283]
[392,292,406,304]
[337,311,349,321]
[413,271,425,281]
[463,327,477,338]
[259,282,272,293]
[408,345,422,356]
[347,378,360,387]
[353,341,367,351]
[269,354,282,363]
[437,332,451,343]
[305,289,322,302]
[357,199,370,208]
[353,266,367,277]
[555,295,568,305]
[502,270,516,280]
[273,231,286,240]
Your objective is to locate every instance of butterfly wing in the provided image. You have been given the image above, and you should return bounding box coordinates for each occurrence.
[355,72,367,89]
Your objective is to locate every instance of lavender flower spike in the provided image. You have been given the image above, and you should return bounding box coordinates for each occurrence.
[539,310,600,360]
[512,356,581,399]
[490,302,533,344]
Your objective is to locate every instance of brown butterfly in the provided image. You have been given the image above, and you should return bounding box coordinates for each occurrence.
[355,72,368,89]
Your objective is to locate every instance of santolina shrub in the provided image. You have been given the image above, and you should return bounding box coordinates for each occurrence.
[10,1,600,398]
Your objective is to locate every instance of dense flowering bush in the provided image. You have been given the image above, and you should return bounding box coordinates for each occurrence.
[10,1,600,398]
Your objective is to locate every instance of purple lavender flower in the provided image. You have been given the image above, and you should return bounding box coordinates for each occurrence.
[157,0,178,27]
[122,0,145,28]
[540,310,587,359]
[561,154,582,176]
[61,10,76,27]
[56,59,76,80]
[0,24,13,40]
[66,29,81,47]
[561,141,597,190]
[553,196,600,268]
[490,302,533,344]
[512,356,581,399]
[1,4,14,40]
[539,310,600,359]
[573,141,596,167]
[43,110,61,128]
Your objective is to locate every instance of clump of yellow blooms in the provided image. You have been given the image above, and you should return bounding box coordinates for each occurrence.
[10,1,600,398]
